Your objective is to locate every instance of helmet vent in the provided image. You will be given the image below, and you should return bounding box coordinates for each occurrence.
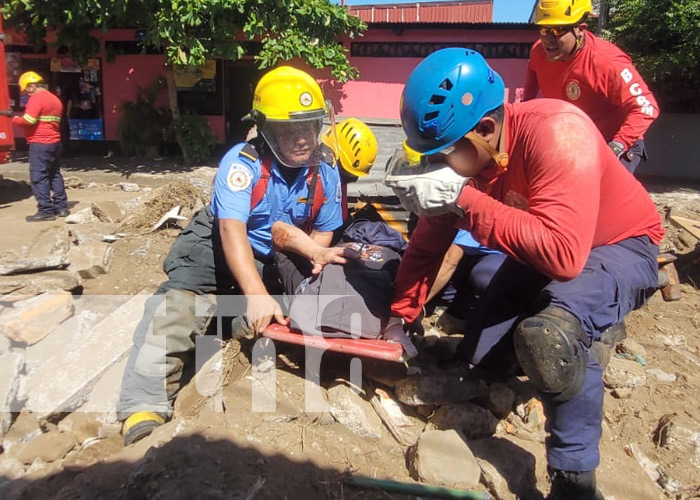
[429,95,446,105]
[439,78,453,91]
[424,111,439,122]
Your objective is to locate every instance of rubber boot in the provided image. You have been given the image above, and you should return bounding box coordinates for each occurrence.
[547,468,605,500]
[122,412,166,446]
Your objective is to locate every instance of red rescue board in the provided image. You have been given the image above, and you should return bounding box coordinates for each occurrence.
[262,323,405,363]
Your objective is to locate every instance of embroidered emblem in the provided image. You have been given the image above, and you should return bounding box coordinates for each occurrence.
[566,80,581,101]
[299,92,313,107]
[226,163,253,191]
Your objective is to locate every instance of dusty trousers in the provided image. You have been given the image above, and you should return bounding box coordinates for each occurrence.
[454,236,658,471]
[117,208,271,420]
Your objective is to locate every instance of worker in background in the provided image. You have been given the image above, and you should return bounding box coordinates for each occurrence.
[118,66,346,445]
[13,71,68,221]
[385,48,663,499]
[524,0,659,173]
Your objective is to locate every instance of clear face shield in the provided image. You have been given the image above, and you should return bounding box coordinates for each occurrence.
[260,100,338,169]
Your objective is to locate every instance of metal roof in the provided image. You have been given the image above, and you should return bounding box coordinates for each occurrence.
[348,1,493,24]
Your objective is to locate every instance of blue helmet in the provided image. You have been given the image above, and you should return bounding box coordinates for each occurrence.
[400,48,505,155]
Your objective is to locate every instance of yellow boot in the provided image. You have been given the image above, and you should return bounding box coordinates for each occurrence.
[122,412,165,446]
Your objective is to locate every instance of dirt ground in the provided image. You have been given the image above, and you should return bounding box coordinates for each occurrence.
[1,156,699,500]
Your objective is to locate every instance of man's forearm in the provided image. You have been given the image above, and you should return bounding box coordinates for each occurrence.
[219,218,267,295]
[272,221,327,259]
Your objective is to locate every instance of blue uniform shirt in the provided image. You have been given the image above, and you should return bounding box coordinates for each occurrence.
[453,229,501,256]
[211,143,343,257]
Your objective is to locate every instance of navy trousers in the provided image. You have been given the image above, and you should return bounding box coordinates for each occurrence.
[618,139,646,174]
[28,142,67,215]
[454,236,658,471]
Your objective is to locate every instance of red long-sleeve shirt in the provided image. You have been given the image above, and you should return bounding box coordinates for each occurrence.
[12,89,63,144]
[524,32,659,149]
[391,100,664,323]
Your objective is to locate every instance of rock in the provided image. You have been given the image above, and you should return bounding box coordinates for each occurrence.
[515,398,546,431]
[612,388,633,399]
[0,292,74,345]
[62,435,123,468]
[429,403,499,440]
[478,383,516,419]
[327,383,384,439]
[63,176,85,189]
[408,429,481,489]
[0,229,70,276]
[67,240,115,279]
[0,352,25,437]
[57,412,101,445]
[617,338,647,358]
[91,201,123,223]
[646,368,677,384]
[79,356,128,423]
[119,182,140,192]
[0,457,25,481]
[604,357,647,389]
[655,414,700,467]
[0,270,81,297]
[8,431,76,464]
[65,207,99,225]
[469,438,539,500]
[395,374,488,406]
[23,292,149,418]
[0,334,10,355]
[370,386,424,446]
[2,413,42,454]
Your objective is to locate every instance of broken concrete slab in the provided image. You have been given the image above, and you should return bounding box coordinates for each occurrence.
[604,357,647,389]
[0,270,81,297]
[23,292,149,418]
[0,352,25,438]
[395,374,488,406]
[67,240,115,279]
[655,414,700,467]
[0,334,10,355]
[370,386,425,446]
[408,429,481,489]
[0,228,71,276]
[91,201,123,223]
[118,182,140,192]
[0,292,74,345]
[65,207,99,225]
[327,383,384,439]
[429,403,499,440]
[2,412,42,455]
[7,431,76,464]
[469,437,539,500]
[78,356,128,424]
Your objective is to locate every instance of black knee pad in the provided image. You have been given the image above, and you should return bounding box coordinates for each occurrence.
[514,306,589,402]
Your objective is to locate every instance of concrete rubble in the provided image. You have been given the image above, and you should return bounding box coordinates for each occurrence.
[68,240,115,279]
[327,383,384,439]
[0,292,74,345]
[655,413,700,467]
[604,357,648,389]
[408,429,481,489]
[0,352,25,438]
[394,373,488,406]
[65,207,99,224]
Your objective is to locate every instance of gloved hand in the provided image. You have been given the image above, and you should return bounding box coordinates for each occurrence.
[383,317,419,359]
[609,141,634,162]
[385,152,469,217]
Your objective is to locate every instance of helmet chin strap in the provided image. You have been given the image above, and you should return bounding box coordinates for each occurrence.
[466,120,509,172]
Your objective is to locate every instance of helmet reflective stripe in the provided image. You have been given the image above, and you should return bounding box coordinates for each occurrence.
[534,0,592,26]
[400,48,505,155]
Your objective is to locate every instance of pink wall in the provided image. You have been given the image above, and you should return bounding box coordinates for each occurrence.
[316,27,537,120]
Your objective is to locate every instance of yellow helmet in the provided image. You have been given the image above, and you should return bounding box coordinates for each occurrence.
[402,140,425,166]
[251,66,326,122]
[534,0,592,26]
[19,71,44,92]
[322,118,378,177]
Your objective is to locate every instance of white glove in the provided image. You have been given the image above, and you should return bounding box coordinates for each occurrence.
[384,151,468,217]
[383,317,418,359]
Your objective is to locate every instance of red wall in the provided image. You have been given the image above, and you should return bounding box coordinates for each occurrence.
[316,27,537,120]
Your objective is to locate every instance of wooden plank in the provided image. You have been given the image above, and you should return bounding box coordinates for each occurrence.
[670,215,700,241]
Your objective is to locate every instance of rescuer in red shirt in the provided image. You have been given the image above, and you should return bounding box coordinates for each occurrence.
[524,0,659,173]
[385,48,663,499]
[13,71,68,222]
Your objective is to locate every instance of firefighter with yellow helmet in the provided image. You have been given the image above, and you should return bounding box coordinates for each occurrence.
[524,0,659,173]
[118,66,348,445]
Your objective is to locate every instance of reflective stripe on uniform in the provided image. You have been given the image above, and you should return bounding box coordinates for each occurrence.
[22,113,38,125]
[38,115,61,122]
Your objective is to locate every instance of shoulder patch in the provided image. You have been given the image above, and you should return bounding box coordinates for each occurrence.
[226,163,253,192]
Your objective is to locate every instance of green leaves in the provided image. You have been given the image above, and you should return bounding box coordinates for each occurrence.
[3,0,365,82]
